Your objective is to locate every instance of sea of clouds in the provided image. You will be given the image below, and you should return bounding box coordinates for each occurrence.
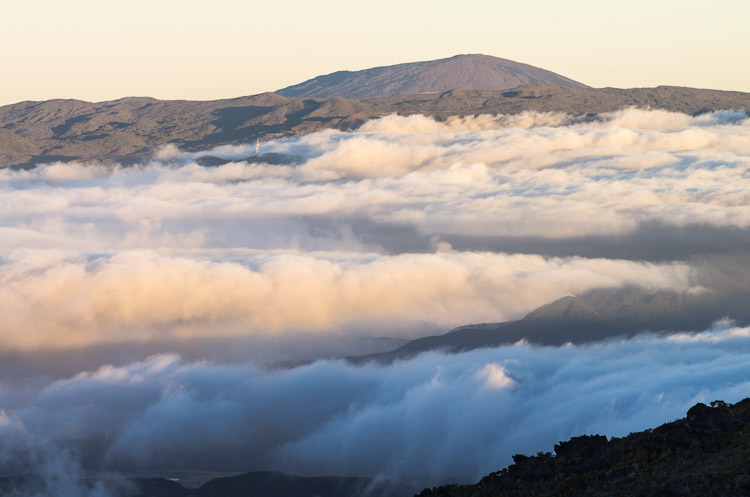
[2,325,750,491]
[1,108,749,493]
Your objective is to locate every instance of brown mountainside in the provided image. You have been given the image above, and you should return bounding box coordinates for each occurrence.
[2,85,750,168]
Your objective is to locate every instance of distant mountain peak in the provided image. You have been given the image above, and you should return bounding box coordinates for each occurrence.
[278,54,588,98]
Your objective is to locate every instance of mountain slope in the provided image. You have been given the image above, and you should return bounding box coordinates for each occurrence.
[351,295,616,363]
[3,85,750,168]
[354,286,750,364]
[0,471,382,497]
[418,398,750,497]
[277,54,588,98]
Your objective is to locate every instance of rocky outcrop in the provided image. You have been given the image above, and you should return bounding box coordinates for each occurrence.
[418,398,750,497]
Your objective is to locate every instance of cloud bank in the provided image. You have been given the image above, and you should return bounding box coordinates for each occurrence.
[1,324,749,487]
[1,109,748,354]
[2,109,750,492]
[0,109,748,255]
[0,250,691,350]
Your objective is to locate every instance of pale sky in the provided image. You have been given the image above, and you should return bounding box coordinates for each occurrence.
[1,0,748,106]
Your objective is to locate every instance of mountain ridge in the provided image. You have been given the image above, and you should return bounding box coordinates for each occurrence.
[352,286,750,364]
[3,84,750,168]
[0,471,386,497]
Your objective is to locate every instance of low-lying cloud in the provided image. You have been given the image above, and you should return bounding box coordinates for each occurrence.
[0,109,748,255]
[1,324,749,487]
[0,250,692,350]
[5,109,750,351]
[2,109,750,492]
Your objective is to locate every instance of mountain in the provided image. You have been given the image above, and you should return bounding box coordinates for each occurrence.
[354,286,750,363]
[0,471,396,497]
[277,54,588,98]
[3,85,750,168]
[351,295,616,364]
[418,398,750,497]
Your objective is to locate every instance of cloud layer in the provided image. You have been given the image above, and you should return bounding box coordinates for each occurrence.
[0,250,692,350]
[1,324,749,487]
[0,109,748,254]
[1,109,748,352]
[2,109,750,492]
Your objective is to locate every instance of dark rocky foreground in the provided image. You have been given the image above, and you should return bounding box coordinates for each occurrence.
[418,398,750,497]
[2,84,750,168]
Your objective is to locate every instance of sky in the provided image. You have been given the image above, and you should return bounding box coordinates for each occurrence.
[2,0,749,106]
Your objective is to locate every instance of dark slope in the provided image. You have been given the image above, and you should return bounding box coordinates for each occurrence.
[0,471,379,497]
[352,295,617,363]
[418,398,750,497]
[277,54,587,98]
[193,472,377,497]
[3,85,750,168]
[355,286,750,363]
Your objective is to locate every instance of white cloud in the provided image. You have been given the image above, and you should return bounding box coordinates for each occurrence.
[0,250,692,350]
[2,324,749,486]
[477,363,516,389]
[1,109,750,490]
[0,110,748,254]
